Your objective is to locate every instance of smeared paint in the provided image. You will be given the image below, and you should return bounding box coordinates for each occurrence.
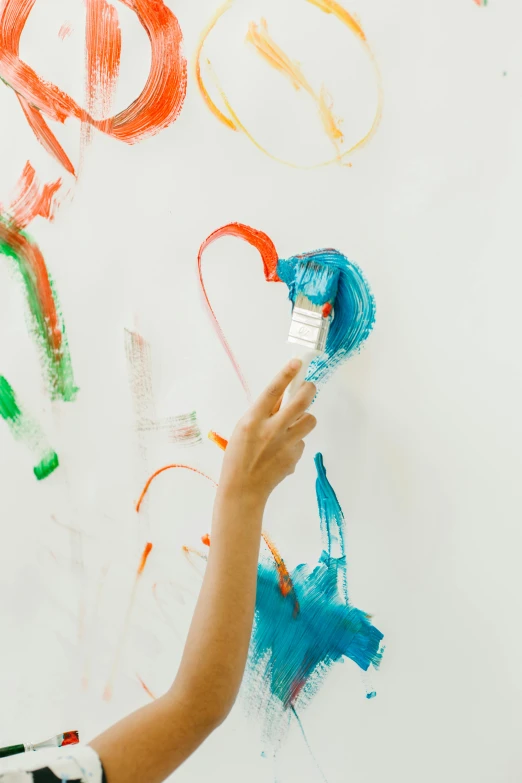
[137,674,157,700]
[84,0,122,144]
[196,0,383,168]
[278,248,375,387]
[58,22,72,40]
[247,453,384,740]
[104,542,154,700]
[0,376,59,479]
[0,166,77,401]
[261,532,300,617]
[198,224,375,395]
[136,464,218,512]
[208,430,228,450]
[473,0,487,5]
[246,19,344,157]
[125,329,202,451]
[0,0,187,174]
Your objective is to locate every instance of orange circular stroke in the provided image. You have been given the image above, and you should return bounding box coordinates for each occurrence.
[195,0,383,169]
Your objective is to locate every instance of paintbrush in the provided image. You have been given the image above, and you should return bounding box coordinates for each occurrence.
[0,731,79,759]
[283,259,340,405]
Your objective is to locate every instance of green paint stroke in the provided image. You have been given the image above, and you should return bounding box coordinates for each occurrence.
[0,376,59,480]
[0,216,77,402]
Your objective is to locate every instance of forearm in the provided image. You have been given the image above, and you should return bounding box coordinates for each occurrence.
[171,481,266,718]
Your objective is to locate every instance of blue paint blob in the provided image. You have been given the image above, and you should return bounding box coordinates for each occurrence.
[276,249,376,388]
[248,453,384,737]
[366,691,377,700]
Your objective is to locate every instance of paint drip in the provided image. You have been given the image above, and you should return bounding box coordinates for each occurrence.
[0,376,59,480]
[246,453,384,742]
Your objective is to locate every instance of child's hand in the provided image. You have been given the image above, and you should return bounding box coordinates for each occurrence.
[219,360,317,504]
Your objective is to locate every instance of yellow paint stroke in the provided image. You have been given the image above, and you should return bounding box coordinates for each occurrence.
[195,0,383,169]
[306,0,366,42]
[246,19,344,156]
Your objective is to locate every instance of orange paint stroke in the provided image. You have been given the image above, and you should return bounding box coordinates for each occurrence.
[17,94,77,176]
[103,543,154,701]
[201,530,300,616]
[85,0,122,134]
[208,430,228,451]
[196,0,383,169]
[5,161,61,228]
[58,22,72,40]
[246,19,343,155]
[262,532,300,616]
[197,223,280,400]
[136,464,218,512]
[137,674,157,700]
[137,541,153,574]
[0,0,187,174]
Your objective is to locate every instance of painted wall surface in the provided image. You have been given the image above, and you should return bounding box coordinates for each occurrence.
[1,1,521,781]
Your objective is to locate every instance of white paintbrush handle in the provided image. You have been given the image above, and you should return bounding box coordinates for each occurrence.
[282,349,319,408]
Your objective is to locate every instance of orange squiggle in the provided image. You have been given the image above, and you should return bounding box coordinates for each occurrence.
[0,0,187,173]
[136,464,218,512]
[196,0,383,168]
[58,22,72,40]
[246,19,343,155]
[137,541,153,575]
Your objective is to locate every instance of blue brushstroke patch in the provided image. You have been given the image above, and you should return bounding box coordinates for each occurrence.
[277,249,376,388]
[247,453,384,741]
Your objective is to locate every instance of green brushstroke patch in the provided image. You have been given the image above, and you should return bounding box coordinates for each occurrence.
[0,216,78,402]
[34,451,59,480]
[0,375,60,481]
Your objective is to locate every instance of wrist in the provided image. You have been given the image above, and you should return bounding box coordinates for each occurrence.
[215,478,268,513]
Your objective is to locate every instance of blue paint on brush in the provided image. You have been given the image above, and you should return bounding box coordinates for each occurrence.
[277,249,376,388]
[248,453,384,737]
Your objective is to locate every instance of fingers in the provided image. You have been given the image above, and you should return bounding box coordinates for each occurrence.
[288,412,317,441]
[277,381,316,427]
[252,359,303,418]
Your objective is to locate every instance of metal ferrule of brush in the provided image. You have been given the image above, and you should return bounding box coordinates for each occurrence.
[288,299,331,352]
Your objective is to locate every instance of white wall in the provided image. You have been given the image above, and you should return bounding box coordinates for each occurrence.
[0,1,521,781]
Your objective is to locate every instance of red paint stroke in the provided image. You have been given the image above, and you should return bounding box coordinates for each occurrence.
[6,161,61,228]
[208,430,228,451]
[197,223,281,399]
[137,674,157,700]
[0,0,187,173]
[136,464,218,512]
[61,731,80,747]
[137,541,153,575]
[85,0,122,132]
[322,302,332,318]
[58,22,72,40]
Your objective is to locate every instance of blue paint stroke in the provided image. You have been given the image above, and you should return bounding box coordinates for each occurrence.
[277,249,376,388]
[247,453,384,739]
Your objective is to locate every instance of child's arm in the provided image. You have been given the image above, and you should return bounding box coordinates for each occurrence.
[90,360,316,783]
